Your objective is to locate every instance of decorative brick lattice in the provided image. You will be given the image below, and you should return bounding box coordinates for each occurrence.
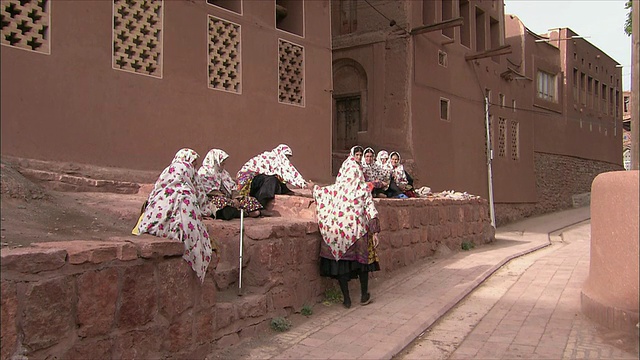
[498,118,507,157]
[1,0,50,54]
[510,120,519,161]
[113,0,163,78]
[278,39,304,106]
[208,16,241,93]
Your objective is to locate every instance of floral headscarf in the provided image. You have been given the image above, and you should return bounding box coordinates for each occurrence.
[349,145,364,157]
[313,155,378,261]
[236,144,306,190]
[376,150,391,170]
[362,147,376,166]
[173,148,199,164]
[137,149,213,282]
[198,149,236,196]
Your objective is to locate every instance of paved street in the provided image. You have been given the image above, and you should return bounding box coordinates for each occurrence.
[208,207,640,360]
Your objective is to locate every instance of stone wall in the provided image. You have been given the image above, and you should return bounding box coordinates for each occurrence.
[494,152,623,226]
[1,197,493,360]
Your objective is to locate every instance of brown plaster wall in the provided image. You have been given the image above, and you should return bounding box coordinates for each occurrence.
[582,170,639,333]
[0,0,333,183]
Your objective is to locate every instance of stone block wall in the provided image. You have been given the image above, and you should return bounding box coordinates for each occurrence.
[1,197,493,359]
[495,152,623,226]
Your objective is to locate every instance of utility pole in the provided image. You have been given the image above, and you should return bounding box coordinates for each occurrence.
[633,0,639,170]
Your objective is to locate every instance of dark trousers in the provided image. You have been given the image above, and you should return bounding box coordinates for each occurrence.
[250,174,293,208]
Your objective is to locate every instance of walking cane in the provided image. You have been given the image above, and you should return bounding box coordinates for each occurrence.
[238,208,244,296]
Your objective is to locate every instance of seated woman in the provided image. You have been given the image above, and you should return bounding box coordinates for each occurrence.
[314,152,381,308]
[385,151,415,198]
[198,149,263,220]
[362,147,389,198]
[134,148,215,282]
[236,144,313,210]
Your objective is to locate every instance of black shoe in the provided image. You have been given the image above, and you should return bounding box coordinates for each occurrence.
[360,293,371,306]
[343,298,352,309]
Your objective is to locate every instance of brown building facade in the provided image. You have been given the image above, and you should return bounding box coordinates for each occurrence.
[330,0,623,224]
[1,0,624,224]
[1,0,333,182]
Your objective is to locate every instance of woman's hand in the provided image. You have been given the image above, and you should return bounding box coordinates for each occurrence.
[306,181,315,189]
[373,233,379,248]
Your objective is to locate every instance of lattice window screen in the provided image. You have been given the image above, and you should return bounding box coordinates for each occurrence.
[498,118,507,158]
[278,39,304,106]
[112,0,163,78]
[1,0,50,54]
[208,16,241,93]
[510,120,519,161]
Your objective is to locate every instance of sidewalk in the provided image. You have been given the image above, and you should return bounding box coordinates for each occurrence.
[209,206,597,359]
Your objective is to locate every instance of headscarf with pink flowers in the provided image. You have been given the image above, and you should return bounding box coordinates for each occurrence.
[198,149,236,196]
[313,155,378,261]
[236,144,306,190]
[136,148,213,282]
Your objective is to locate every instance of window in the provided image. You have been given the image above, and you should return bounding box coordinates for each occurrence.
[498,118,507,157]
[206,0,242,14]
[490,17,499,62]
[338,0,357,35]
[440,98,450,121]
[537,71,557,102]
[441,0,454,38]
[512,99,516,112]
[587,76,593,107]
[499,93,505,108]
[581,72,586,105]
[624,95,630,112]
[594,80,599,111]
[602,84,608,114]
[572,68,579,102]
[616,90,620,118]
[438,50,448,67]
[510,120,519,161]
[276,0,304,37]
[423,0,435,25]
[459,0,470,47]
[475,7,485,52]
[609,88,614,115]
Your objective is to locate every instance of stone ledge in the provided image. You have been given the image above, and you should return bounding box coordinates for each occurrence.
[0,247,67,274]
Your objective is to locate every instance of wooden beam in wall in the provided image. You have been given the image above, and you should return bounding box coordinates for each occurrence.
[410,17,464,36]
[464,45,512,61]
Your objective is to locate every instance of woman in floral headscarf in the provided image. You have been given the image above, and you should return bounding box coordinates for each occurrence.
[362,147,389,198]
[313,151,381,308]
[198,149,263,220]
[384,151,414,198]
[236,144,313,210]
[135,148,215,282]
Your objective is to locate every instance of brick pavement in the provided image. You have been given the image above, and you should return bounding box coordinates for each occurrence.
[210,207,608,359]
[449,222,638,360]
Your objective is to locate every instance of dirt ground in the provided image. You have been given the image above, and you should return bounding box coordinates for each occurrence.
[0,159,150,248]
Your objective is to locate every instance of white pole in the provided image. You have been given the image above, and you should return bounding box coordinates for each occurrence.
[238,209,244,296]
[485,96,496,227]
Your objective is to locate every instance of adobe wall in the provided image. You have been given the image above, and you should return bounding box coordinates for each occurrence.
[581,171,639,333]
[494,152,623,226]
[1,198,493,360]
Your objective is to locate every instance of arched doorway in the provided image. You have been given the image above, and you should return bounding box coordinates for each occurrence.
[332,59,368,175]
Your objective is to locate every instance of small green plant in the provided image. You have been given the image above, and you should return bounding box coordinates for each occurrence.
[300,304,313,317]
[270,317,292,332]
[322,287,343,305]
[461,242,475,251]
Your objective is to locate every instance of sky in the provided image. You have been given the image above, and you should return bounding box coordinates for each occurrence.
[504,0,632,91]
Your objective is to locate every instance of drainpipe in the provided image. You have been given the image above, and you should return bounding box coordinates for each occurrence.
[485,96,496,227]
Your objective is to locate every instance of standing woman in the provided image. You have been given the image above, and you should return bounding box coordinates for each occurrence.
[236,144,313,210]
[313,151,381,308]
[135,148,214,282]
[198,149,263,220]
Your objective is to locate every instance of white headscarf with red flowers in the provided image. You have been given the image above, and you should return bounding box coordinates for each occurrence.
[236,144,306,189]
[198,149,236,196]
[313,155,378,261]
[389,151,408,187]
[137,148,213,282]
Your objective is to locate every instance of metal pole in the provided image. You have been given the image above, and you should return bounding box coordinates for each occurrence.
[485,96,496,227]
[632,0,639,170]
[238,209,244,296]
